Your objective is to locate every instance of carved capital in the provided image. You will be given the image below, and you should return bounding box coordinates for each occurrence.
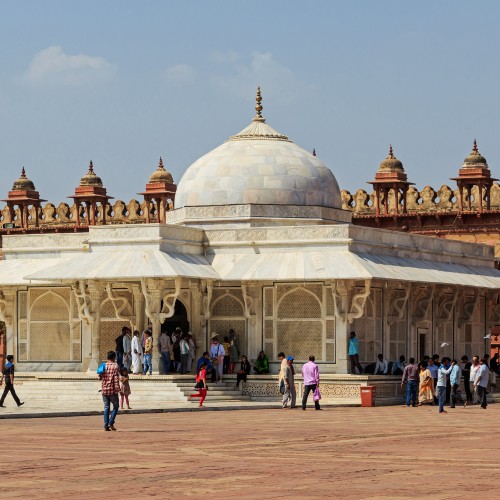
[0,289,15,326]
[201,279,214,320]
[242,283,258,325]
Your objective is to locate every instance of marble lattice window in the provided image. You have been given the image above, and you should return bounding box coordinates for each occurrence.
[17,288,81,362]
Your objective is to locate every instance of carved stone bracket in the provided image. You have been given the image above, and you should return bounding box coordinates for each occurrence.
[387,287,411,326]
[331,281,348,320]
[106,284,132,322]
[72,280,94,325]
[331,280,371,324]
[436,288,459,326]
[347,280,371,324]
[160,277,182,321]
[487,292,500,328]
[242,283,258,325]
[459,289,479,327]
[411,285,435,326]
[141,277,182,324]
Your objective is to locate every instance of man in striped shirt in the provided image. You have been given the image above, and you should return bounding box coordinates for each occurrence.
[99,351,120,431]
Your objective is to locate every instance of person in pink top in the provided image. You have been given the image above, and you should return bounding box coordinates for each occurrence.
[301,355,321,410]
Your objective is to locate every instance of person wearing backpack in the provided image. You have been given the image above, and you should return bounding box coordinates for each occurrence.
[188,362,208,407]
[0,354,24,408]
[99,351,120,431]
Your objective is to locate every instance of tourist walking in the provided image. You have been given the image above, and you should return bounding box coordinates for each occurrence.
[209,334,225,383]
[401,357,418,407]
[180,334,190,374]
[449,359,462,408]
[0,355,24,408]
[278,352,286,386]
[234,355,251,390]
[119,367,132,409]
[436,357,453,414]
[143,330,153,375]
[131,330,143,375]
[475,357,490,409]
[158,330,172,375]
[188,361,208,407]
[302,355,321,410]
[123,328,132,372]
[418,362,434,405]
[99,351,120,431]
[282,356,296,409]
[348,332,364,374]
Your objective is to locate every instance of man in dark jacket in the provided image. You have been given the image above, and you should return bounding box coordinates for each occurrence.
[0,355,24,407]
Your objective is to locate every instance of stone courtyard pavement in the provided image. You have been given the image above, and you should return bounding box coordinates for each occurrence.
[0,404,497,499]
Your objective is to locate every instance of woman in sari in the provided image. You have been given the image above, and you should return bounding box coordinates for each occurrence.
[418,361,434,405]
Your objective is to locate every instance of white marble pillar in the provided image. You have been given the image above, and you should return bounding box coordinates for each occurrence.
[87,281,103,373]
[0,289,16,359]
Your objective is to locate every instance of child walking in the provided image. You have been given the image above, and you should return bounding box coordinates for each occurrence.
[188,362,208,408]
[119,367,132,409]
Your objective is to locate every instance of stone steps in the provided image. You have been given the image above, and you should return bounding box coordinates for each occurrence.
[13,376,250,404]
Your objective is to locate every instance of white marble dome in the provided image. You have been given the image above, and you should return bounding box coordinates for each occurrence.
[175,93,341,209]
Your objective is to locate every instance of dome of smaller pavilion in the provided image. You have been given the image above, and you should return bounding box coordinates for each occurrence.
[378,145,404,173]
[80,161,103,187]
[463,139,488,169]
[149,157,173,183]
[12,167,36,191]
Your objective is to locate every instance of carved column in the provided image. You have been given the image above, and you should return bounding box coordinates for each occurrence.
[87,281,102,372]
[141,278,182,374]
[131,284,145,334]
[0,289,16,363]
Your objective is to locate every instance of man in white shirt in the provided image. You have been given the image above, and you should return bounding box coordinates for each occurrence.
[469,356,480,405]
[131,330,143,375]
[475,357,490,409]
[374,353,389,375]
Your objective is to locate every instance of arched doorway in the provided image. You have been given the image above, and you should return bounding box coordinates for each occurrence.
[162,300,189,334]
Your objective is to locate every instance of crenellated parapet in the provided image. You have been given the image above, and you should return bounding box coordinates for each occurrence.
[343,182,500,214]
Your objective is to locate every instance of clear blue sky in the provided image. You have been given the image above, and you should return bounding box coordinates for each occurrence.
[1,0,499,202]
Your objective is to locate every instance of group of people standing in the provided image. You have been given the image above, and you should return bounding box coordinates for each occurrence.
[114,326,198,376]
[401,354,493,412]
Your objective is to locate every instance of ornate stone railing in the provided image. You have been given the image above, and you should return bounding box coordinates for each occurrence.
[342,183,500,215]
[0,199,174,229]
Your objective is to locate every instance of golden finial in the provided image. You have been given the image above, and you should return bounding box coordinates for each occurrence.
[472,139,479,154]
[388,144,395,159]
[312,148,316,157]
[88,160,94,174]
[253,86,265,122]
[158,157,164,169]
[21,166,26,178]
